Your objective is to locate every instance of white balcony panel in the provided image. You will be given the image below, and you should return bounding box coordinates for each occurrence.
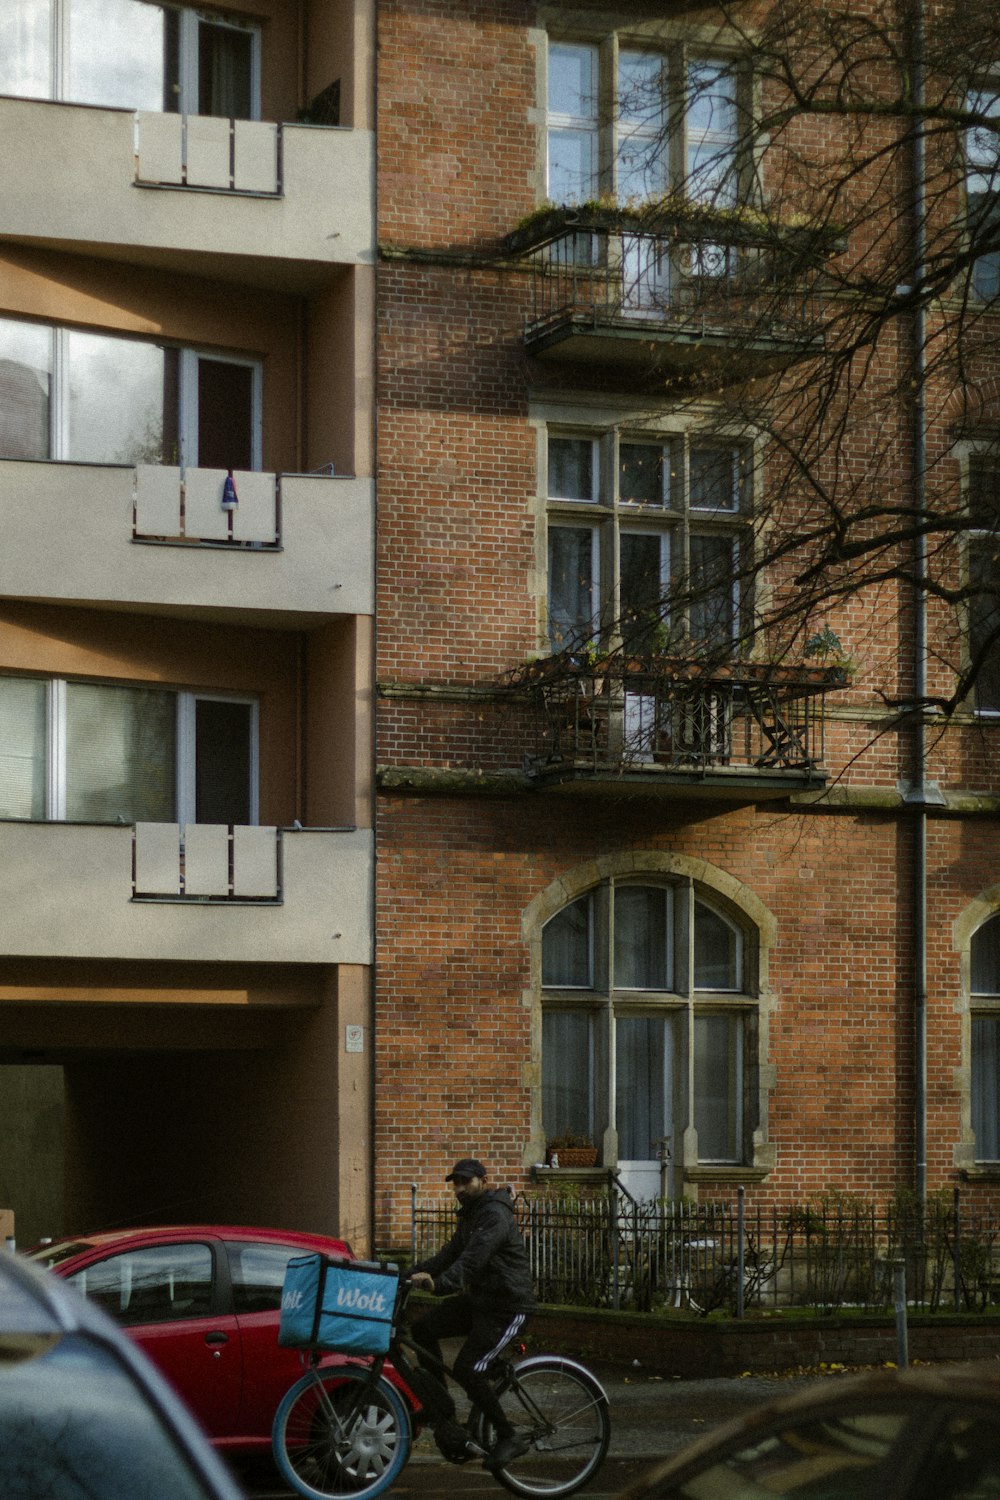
[183,824,229,896]
[233,825,279,897]
[234,120,278,193]
[185,468,233,541]
[135,111,184,184]
[230,471,278,543]
[0,823,373,964]
[0,462,374,617]
[134,822,181,896]
[135,464,182,538]
[185,115,231,189]
[0,98,375,277]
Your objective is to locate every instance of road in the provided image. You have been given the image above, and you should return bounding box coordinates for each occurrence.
[236,1360,822,1498]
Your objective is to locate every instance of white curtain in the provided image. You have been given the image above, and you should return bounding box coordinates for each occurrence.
[542,896,592,987]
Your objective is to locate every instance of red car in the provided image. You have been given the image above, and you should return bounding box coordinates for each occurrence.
[29,1224,367,1455]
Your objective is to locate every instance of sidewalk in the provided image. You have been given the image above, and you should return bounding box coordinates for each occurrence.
[408,1355,822,1465]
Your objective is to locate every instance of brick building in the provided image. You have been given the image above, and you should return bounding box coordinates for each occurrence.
[373,0,1000,1248]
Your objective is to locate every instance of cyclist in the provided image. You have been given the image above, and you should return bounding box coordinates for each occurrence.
[409,1156,537,1469]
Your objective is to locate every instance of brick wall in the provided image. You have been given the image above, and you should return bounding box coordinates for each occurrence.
[526,1306,1000,1379]
[372,0,1000,1250]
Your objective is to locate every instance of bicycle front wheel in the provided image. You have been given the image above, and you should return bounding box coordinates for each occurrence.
[473,1355,610,1498]
[272,1365,412,1500]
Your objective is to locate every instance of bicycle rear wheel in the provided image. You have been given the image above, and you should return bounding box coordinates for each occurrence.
[472,1355,610,1498]
[272,1365,412,1500]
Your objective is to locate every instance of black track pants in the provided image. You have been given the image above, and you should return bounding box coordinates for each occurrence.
[410,1294,528,1438]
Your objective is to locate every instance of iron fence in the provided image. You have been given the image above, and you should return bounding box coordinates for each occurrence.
[410,1186,1000,1317]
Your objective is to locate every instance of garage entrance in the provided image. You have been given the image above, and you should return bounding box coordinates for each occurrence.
[0,961,372,1252]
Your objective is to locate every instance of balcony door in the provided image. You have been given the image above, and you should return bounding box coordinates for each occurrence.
[177,695,257,828]
[182,352,260,473]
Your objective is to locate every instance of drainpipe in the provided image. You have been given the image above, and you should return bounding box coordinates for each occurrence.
[905,0,928,1205]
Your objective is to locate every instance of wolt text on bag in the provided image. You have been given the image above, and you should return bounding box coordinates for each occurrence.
[278,1254,399,1354]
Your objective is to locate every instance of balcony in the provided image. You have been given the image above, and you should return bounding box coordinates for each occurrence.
[512,654,846,799]
[0,97,374,288]
[0,461,373,619]
[505,205,823,381]
[0,821,372,964]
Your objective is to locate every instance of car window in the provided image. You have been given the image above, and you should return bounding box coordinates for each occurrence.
[0,1330,217,1498]
[659,1407,909,1498]
[226,1241,305,1314]
[67,1243,213,1326]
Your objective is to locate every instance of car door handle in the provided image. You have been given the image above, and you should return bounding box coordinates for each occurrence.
[204,1330,229,1346]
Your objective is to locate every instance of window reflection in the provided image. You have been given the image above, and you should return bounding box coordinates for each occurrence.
[0,317,257,470]
[0,0,50,97]
[68,0,167,110]
[0,1331,215,1498]
[69,1243,212,1326]
[66,330,170,465]
[1,0,258,116]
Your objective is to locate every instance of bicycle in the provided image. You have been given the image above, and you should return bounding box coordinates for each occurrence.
[272,1268,610,1500]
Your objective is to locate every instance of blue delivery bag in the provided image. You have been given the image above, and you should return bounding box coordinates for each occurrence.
[278,1254,400,1354]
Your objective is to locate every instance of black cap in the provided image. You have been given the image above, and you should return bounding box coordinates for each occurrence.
[446,1158,487,1181]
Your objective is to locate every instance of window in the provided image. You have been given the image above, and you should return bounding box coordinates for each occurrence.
[541,878,757,1185]
[0,0,260,118]
[226,1242,302,1314]
[967,88,1000,302]
[0,676,257,826]
[545,427,750,653]
[971,912,1000,1161]
[0,317,261,470]
[966,455,1000,712]
[546,38,741,206]
[68,1242,213,1325]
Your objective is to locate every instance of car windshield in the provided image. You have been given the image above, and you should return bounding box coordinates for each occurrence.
[0,1329,219,1498]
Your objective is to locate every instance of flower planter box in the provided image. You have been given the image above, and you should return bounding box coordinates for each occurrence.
[549,1148,598,1168]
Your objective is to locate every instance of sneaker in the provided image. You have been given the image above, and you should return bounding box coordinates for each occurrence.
[433,1419,473,1465]
[487,1431,532,1469]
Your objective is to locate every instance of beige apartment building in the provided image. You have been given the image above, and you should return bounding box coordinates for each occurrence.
[0,0,375,1249]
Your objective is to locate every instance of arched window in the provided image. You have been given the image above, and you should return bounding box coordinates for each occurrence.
[540,876,758,1197]
[971,912,1000,1161]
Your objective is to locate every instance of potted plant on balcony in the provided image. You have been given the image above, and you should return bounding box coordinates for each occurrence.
[546,1132,598,1168]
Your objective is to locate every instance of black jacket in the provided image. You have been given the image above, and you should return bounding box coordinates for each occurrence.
[414,1189,537,1312]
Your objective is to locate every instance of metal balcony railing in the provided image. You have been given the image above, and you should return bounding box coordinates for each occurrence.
[504,208,827,360]
[512,656,846,779]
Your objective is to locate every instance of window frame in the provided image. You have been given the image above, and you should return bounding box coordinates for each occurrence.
[538,875,760,1172]
[0,316,263,471]
[965,84,1000,303]
[0,674,259,826]
[961,450,1000,714]
[542,423,752,655]
[970,912,1000,1163]
[544,32,747,207]
[4,0,262,118]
